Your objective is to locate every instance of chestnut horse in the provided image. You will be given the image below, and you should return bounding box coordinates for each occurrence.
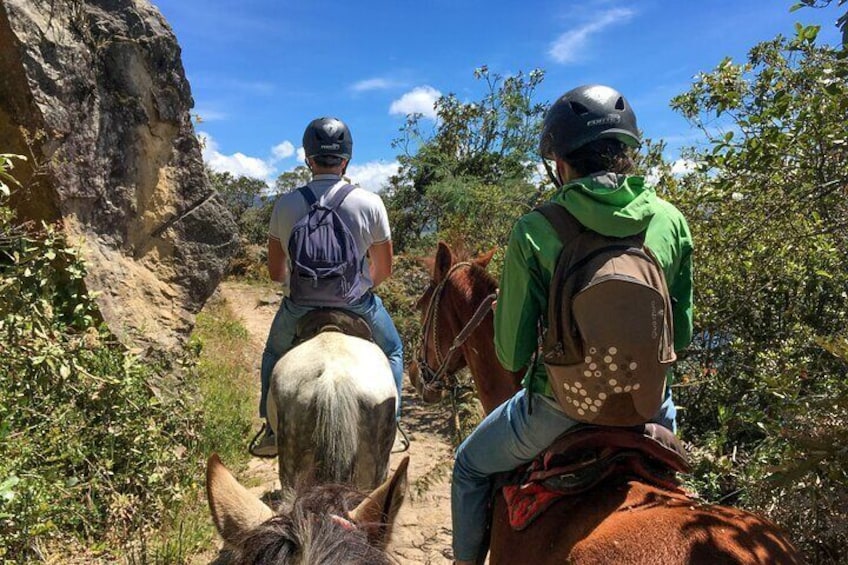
[413,242,802,564]
[206,453,409,564]
[408,243,521,414]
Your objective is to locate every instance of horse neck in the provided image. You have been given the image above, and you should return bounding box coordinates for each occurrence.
[445,274,522,414]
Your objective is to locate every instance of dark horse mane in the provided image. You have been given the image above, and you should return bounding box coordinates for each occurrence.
[230,484,396,565]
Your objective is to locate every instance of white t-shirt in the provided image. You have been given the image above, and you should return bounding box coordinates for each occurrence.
[268,174,391,296]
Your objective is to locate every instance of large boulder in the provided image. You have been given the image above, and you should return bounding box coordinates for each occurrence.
[0,0,238,351]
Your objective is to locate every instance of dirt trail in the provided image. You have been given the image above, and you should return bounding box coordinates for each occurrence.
[215,281,456,564]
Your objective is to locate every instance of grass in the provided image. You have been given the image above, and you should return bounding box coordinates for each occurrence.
[125,294,256,563]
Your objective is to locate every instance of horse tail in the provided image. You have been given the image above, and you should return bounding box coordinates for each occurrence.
[312,365,360,482]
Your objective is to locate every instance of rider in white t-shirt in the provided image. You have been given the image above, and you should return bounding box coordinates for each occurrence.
[250,117,405,457]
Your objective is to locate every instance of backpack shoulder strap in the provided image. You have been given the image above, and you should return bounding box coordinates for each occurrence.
[534,202,584,243]
[297,185,318,207]
[325,183,357,211]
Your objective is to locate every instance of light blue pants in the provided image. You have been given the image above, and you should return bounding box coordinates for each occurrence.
[451,387,677,562]
[259,292,404,421]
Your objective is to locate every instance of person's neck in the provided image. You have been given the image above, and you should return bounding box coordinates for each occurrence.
[311,168,343,177]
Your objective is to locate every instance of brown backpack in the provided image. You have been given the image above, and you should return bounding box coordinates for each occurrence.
[536,202,676,427]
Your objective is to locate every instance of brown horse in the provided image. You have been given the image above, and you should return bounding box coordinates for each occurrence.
[413,242,803,564]
[409,242,521,414]
[206,453,409,564]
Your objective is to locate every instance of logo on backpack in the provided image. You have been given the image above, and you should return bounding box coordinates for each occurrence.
[288,184,366,307]
[536,203,676,427]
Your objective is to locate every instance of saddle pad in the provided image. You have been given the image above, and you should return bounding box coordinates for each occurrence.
[498,425,689,531]
[502,482,566,531]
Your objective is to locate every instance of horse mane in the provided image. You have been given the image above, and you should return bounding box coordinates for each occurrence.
[455,260,498,298]
[231,484,396,565]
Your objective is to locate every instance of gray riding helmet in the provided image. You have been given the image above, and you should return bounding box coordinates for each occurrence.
[539,85,640,159]
[302,117,353,160]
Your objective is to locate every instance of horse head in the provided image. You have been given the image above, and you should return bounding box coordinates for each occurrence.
[206,453,409,564]
[410,242,519,414]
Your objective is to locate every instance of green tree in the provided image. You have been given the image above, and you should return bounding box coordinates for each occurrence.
[208,169,266,223]
[274,165,311,195]
[383,67,549,254]
[792,0,848,44]
[207,168,269,246]
[669,24,847,562]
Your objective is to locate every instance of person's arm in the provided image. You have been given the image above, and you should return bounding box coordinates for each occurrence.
[368,239,393,288]
[671,244,693,353]
[494,218,546,371]
[267,236,287,283]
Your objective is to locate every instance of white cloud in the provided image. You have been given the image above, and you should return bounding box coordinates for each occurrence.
[549,8,635,64]
[347,161,400,193]
[671,158,696,175]
[389,86,442,120]
[645,158,699,184]
[198,134,399,193]
[199,131,275,181]
[351,77,403,92]
[271,141,295,161]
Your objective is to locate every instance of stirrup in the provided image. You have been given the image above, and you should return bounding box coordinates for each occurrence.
[392,421,410,453]
[248,422,277,459]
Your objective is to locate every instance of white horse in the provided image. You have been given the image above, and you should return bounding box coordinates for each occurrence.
[267,328,397,491]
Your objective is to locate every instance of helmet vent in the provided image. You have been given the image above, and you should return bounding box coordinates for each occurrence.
[569,101,590,115]
[615,97,625,111]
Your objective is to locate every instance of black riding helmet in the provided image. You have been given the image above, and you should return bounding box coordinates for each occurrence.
[539,85,640,160]
[302,117,353,160]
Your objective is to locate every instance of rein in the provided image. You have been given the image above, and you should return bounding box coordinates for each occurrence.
[417,262,497,394]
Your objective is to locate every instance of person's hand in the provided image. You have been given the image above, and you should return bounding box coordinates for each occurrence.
[492,288,499,311]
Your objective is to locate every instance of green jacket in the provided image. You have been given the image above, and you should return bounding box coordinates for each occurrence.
[494,173,694,397]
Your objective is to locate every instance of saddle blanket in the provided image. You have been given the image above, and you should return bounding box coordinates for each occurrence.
[501,481,566,531]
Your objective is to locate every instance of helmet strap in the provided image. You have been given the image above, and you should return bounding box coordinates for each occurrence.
[543,159,562,188]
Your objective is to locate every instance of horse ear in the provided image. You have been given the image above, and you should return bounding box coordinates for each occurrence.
[475,247,497,269]
[349,456,409,549]
[206,453,275,544]
[434,241,453,283]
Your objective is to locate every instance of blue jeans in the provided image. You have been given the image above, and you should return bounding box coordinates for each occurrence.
[259,291,404,420]
[451,388,677,562]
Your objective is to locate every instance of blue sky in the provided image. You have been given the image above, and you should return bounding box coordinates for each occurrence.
[154,0,843,191]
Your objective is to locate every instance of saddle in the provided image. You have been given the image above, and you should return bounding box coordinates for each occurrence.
[294,309,373,345]
[500,423,690,530]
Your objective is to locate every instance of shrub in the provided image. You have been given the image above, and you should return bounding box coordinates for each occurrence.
[0,155,201,560]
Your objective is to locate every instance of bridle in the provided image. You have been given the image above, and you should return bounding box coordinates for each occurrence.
[417,262,497,395]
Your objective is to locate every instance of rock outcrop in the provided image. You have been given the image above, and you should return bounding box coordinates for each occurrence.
[0,0,238,351]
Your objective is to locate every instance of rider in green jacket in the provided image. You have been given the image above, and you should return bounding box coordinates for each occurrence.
[495,172,693,398]
[451,84,694,565]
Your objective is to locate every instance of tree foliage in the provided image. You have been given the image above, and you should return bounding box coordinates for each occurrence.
[382,67,549,254]
[208,168,269,247]
[274,165,311,195]
[668,25,847,562]
[791,0,848,44]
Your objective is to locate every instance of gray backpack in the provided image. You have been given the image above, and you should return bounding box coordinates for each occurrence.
[536,202,676,427]
[288,184,366,307]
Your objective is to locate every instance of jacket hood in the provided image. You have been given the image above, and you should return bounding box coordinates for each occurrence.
[552,172,657,237]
